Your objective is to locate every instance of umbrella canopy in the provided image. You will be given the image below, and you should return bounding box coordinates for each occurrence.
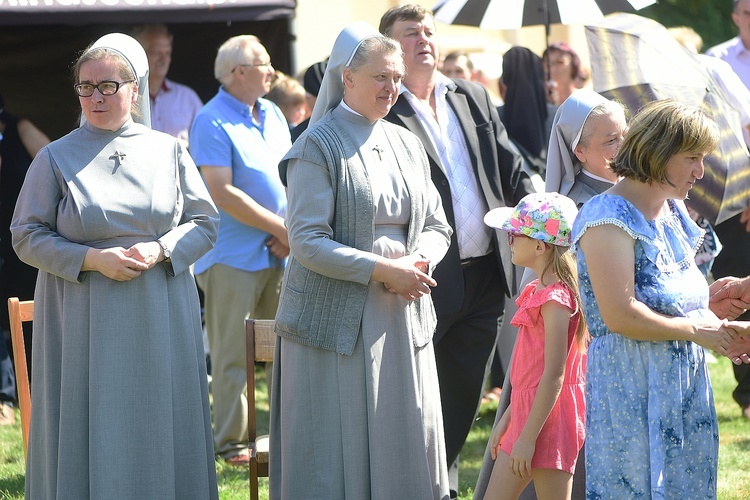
[433,0,656,31]
[585,12,750,225]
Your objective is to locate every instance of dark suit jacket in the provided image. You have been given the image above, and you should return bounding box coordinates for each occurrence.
[385,79,528,319]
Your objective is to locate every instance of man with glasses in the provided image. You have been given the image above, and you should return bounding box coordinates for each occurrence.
[132,24,203,149]
[189,35,291,466]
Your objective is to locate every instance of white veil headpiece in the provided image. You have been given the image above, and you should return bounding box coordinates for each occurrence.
[544,89,610,195]
[309,22,381,126]
[78,33,151,128]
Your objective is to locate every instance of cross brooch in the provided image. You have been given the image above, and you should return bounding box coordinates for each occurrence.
[109,150,126,172]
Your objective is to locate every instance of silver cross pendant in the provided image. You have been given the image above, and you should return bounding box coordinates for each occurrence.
[109,150,126,172]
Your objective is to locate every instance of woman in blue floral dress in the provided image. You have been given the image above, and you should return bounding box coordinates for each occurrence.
[572,100,737,498]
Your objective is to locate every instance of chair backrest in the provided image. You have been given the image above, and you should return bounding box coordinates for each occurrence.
[8,297,33,459]
[247,319,276,364]
[245,318,275,442]
[244,318,276,500]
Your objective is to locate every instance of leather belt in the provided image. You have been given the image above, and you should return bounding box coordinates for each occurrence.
[460,253,493,269]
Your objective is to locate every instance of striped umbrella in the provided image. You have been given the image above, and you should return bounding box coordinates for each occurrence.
[432,0,656,31]
[586,13,750,225]
[433,0,657,86]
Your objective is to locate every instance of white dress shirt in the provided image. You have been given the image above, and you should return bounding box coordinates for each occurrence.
[400,75,492,260]
[150,78,203,149]
[706,36,750,90]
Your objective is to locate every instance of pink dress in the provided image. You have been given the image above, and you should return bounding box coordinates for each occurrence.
[500,279,586,473]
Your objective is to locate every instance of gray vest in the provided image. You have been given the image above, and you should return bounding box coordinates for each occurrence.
[276,110,437,355]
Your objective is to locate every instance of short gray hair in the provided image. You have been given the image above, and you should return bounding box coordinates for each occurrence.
[214,35,262,86]
[347,36,404,75]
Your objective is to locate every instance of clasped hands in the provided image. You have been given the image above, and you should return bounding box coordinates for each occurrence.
[376,254,435,301]
[725,332,750,365]
[708,275,750,364]
[709,275,750,321]
[83,241,165,282]
[695,320,739,358]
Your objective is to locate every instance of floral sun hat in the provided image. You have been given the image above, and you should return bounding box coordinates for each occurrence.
[484,192,579,247]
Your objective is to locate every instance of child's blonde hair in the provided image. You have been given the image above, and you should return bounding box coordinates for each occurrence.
[540,245,589,351]
[483,191,587,348]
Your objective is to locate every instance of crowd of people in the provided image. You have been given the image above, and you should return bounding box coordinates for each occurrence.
[3,3,750,500]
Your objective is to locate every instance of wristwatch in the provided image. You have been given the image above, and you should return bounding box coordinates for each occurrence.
[157,239,171,262]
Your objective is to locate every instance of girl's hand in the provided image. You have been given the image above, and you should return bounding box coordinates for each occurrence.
[509,437,535,479]
[489,411,510,460]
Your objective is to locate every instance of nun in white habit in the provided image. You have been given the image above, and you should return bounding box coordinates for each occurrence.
[270,22,452,499]
[12,33,219,499]
[544,89,627,206]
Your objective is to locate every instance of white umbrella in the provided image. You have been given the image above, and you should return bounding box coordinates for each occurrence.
[433,0,656,74]
[433,0,656,30]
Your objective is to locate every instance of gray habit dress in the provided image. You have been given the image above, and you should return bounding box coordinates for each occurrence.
[11,120,219,499]
[270,107,451,499]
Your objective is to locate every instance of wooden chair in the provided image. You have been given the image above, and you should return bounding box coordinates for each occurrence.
[245,318,276,500]
[8,297,33,459]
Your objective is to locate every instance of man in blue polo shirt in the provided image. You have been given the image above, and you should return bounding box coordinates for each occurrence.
[190,34,291,466]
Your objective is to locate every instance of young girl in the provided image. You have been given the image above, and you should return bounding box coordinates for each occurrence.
[482,192,587,500]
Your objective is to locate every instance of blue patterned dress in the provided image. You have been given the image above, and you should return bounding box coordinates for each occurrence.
[572,194,718,499]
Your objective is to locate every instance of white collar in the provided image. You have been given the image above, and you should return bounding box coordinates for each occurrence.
[728,36,750,56]
[580,168,618,184]
[340,100,364,118]
[399,72,457,97]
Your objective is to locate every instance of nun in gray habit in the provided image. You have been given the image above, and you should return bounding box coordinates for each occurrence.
[544,89,625,205]
[11,34,219,499]
[270,22,452,499]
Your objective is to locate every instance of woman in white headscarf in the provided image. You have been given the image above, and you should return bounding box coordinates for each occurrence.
[545,89,627,206]
[11,34,219,499]
[270,22,452,499]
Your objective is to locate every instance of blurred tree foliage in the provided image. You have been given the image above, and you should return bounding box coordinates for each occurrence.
[639,0,737,51]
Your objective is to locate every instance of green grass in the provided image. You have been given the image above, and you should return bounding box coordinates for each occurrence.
[2,357,749,499]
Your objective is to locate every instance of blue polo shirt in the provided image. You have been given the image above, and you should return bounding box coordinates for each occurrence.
[190,87,291,274]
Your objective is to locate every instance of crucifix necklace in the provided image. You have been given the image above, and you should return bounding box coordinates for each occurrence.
[373,145,384,161]
[109,150,126,173]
